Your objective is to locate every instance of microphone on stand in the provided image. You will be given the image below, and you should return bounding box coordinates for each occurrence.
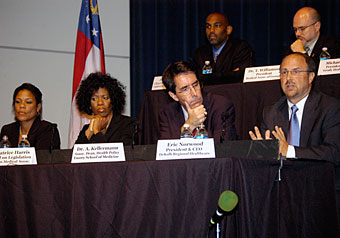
[220,112,227,143]
[132,121,139,149]
[208,190,238,229]
[49,123,57,154]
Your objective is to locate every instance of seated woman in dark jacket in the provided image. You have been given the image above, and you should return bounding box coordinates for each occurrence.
[0,83,61,150]
[75,72,137,145]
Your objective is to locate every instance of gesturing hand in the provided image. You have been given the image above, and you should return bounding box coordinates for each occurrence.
[271,126,288,157]
[249,126,271,140]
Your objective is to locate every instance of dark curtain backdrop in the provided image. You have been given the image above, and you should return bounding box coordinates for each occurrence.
[130,0,340,116]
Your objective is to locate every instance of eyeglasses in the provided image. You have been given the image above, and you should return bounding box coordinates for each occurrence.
[279,69,312,78]
[176,81,201,95]
[293,21,317,33]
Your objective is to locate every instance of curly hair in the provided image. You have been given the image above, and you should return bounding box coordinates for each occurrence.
[76,72,126,116]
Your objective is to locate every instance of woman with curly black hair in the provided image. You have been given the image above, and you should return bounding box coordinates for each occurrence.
[75,72,137,145]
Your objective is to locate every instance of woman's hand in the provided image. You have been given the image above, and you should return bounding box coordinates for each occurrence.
[85,115,109,140]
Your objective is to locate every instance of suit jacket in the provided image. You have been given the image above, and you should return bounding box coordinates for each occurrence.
[0,117,61,150]
[75,114,137,145]
[261,90,340,165]
[159,92,237,141]
[285,34,340,68]
[193,37,254,85]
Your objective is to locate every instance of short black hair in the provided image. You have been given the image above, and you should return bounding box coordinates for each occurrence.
[162,61,197,93]
[207,12,230,26]
[13,83,43,119]
[76,72,126,115]
[13,83,42,106]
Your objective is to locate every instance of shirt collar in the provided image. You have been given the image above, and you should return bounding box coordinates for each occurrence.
[305,36,319,55]
[287,94,309,111]
[212,41,227,58]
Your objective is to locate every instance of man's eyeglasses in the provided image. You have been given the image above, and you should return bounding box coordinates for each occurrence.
[293,21,317,33]
[279,69,312,78]
[176,81,201,95]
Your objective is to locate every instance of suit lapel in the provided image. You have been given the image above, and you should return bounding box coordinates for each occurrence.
[300,92,319,147]
[175,103,185,127]
[105,114,121,139]
[215,39,232,71]
[276,98,290,135]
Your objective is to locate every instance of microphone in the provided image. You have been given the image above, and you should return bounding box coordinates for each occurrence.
[49,123,57,153]
[220,111,227,143]
[209,190,238,228]
[132,121,139,149]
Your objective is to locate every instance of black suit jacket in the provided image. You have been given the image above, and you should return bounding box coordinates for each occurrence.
[261,90,340,164]
[75,114,137,145]
[285,34,340,68]
[159,92,237,141]
[0,117,61,150]
[193,37,254,85]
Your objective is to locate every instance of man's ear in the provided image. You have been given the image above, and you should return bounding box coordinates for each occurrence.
[226,25,233,35]
[308,72,315,84]
[168,91,179,102]
[314,21,321,32]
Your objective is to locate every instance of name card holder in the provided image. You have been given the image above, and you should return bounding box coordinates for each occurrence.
[318,58,340,76]
[156,138,215,160]
[151,76,166,90]
[0,147,37,166]
[243,65,280,83]
[72,143,125,163]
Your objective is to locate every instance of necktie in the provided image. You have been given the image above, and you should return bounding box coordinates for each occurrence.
[304,46,310,56]
[214,53,218,63]
[287,105,300,146]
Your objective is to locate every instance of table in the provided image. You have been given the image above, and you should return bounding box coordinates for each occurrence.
[0,148,339,238]
[138,75,340,145]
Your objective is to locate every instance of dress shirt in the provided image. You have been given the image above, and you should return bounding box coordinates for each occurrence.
[286,95,309,158]
[212,41,226,62]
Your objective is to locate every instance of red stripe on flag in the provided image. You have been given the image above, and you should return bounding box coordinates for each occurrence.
[72,31,94,98]
[100,34,105,73]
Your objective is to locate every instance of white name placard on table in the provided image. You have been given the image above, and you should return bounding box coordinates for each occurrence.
[156,138,215,161]
[151,76,166,90]
[318,58,340,76]
[0,147,37,166]
[243,65,280,83]
[71,143,125,163]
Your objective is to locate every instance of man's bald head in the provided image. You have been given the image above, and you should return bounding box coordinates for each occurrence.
[293,7,321,47]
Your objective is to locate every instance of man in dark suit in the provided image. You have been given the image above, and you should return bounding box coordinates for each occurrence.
[159,61,236,142]
[193,12,254,85]
[286,7,340,68]
[249,52,340,215]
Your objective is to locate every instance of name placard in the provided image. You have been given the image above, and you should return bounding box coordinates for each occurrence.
[243,65,280,83]
[317,58,340,75]
[72,143,125,163]
[0,148,37,166]
[156,138,215,161]
[151,76,166,90]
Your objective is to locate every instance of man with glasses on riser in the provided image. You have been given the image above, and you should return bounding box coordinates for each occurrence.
[249,52,340,215]
[287,7,340,67]
[159,61,237,142]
